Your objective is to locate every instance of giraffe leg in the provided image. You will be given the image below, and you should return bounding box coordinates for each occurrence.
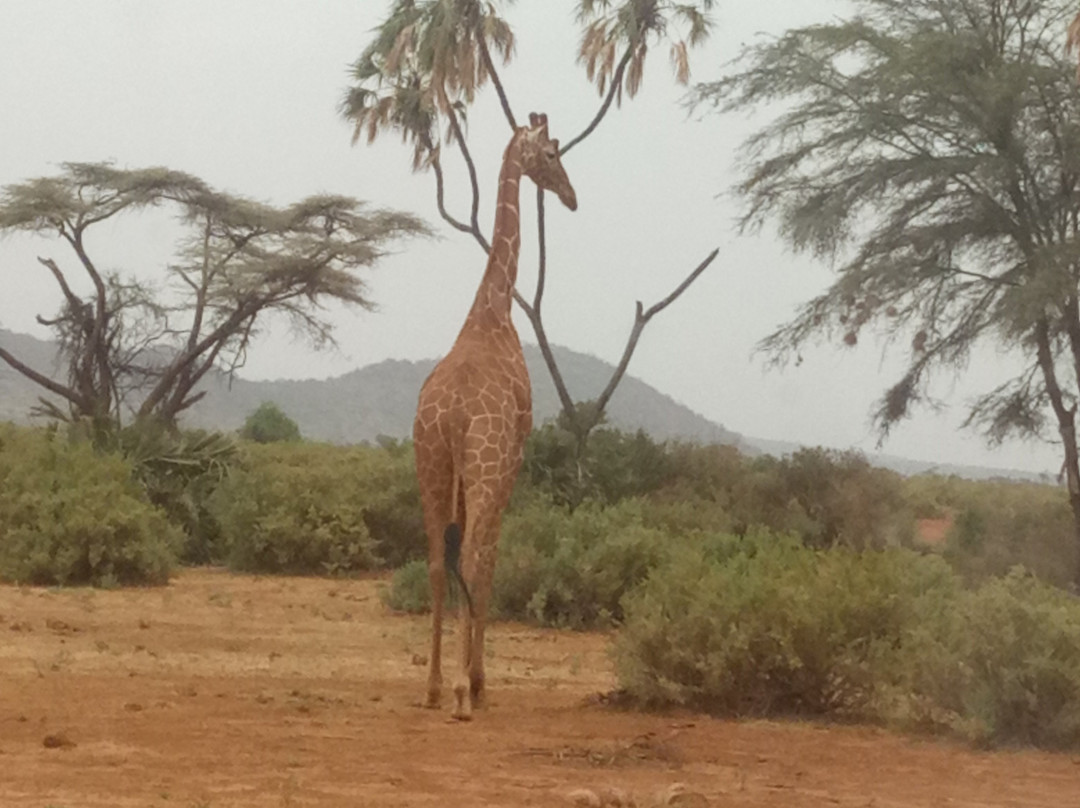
[451,588,475,721]
[454,501,502,716]
[468,558,497,709]
[425,559,446,708]
[414,431,455,711]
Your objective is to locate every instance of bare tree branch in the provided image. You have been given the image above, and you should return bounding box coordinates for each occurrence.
[0,347,84,410]
[431,150,475,237]
[476,32,517,129]
[594,247,720,417]
[444,103,490,253]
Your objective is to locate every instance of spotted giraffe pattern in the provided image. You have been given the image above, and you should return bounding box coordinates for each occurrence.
[413,113,577,720]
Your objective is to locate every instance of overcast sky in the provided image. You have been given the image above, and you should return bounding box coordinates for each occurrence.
[0,0,1063,474]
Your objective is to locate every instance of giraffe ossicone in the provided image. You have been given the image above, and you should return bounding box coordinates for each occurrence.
[412,112,578,720]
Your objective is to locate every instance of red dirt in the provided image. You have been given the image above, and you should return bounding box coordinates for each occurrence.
[916,516,953,548]
[1,569,1078,807]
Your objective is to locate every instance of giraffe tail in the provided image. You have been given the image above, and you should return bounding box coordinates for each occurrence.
[443,523,474,619]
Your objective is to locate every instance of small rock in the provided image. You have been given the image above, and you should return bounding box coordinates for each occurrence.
[655,783,708,807]
[411,654,428,666]
[567,788,602,807]
[45,617,76,633]
[123,702,144,712]
[597,786,635,806]
[42,733,76,749]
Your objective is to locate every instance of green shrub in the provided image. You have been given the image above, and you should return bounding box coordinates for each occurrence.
[614,536,959,717]
[891,570,1080,748]
[521,424,673,508]
[382,559,432,613]
[381,557,465,613]
[114,425,236,564]
[492,500,671,629]
[942,484,1076,589]
[615,533,1080,749]
[382,499,672,629]
[239,401,301,443]
[210,442,388,575]
[359,438,426,568]
[0,424,181,586]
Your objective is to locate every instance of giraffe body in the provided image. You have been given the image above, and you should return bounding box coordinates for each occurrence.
[413,113,576,720]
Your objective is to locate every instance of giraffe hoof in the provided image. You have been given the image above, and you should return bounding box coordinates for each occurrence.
[452,684,472,721]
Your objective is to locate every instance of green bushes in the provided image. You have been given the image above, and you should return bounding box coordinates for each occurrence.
[239,401,302,443]
[0,425,181,586]
[209,441,421,575]
[891,570,1080,748]
[614,536,955,716]
[383,499,673,629]
[613,537,1080,749]
[943,483,1076,589]
[382,559,432,613]
[492,500,671,628]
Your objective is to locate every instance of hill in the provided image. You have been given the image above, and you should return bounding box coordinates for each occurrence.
[0,328,1048,481]
[0,328,748,448]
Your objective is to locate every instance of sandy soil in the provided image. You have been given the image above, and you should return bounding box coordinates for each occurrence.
[1,569,1078,807]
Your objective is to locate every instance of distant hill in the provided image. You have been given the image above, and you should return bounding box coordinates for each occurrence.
[0,328,748,448]
[181,343,752,449]
[0,327,1049,482]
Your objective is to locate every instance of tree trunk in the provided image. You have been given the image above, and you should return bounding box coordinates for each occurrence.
[1060,420,1080,590]
[1034,317,1080,588]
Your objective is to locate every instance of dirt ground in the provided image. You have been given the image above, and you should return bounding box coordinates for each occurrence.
[1,570,1078,808]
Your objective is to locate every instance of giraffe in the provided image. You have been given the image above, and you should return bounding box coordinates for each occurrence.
[412,112,577,721]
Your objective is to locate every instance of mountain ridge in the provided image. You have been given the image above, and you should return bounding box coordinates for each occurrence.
[0,328,1049,482]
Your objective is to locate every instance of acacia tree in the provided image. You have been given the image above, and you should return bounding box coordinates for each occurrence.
[341,0,719,457]
[699,0,1080,584]
[0,162,429,437]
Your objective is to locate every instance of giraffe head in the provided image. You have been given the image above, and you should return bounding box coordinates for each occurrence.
[518,112,577,211]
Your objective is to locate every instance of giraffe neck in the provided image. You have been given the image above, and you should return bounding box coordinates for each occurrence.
[461,136,524,332]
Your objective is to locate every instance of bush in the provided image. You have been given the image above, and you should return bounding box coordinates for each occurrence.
[112,425,236,564]
[521,424,673,508]
[941,482,1077,589]
[0,424,181,586]
[614,536,957,717]
[382,499,672,629]
[891,570,1080,748]
[380,557,466,613]
[491,500,671,629]
[210,442,391,575]
[382,559,432,613]
[210,440,424,574]
[239,401,301,443]
[615,533,1080,749]
[359,438,426,568]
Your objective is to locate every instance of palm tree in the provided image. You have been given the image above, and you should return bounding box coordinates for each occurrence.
[568,1,714,152]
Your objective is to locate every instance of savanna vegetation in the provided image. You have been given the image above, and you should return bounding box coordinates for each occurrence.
[2,411,1078,749]
[5,0,1080,757]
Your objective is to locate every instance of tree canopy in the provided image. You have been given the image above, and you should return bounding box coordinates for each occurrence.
[0,162,429,435]
[240,401,302,443]
[698,0,1080,582]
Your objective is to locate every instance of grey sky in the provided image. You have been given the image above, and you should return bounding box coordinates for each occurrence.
[0,0,1059,474]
